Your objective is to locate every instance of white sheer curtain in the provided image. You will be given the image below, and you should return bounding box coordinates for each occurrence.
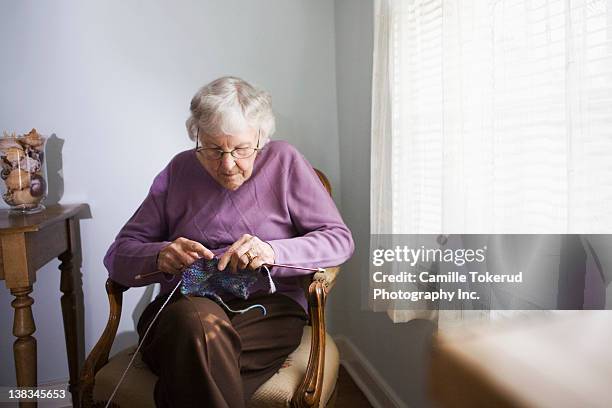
[371,0,612,322]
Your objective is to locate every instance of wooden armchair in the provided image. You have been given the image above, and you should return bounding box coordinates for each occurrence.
[79,169,342,408]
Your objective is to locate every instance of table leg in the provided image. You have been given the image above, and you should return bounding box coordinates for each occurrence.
[59,249,81,407]
[11,285,37,408]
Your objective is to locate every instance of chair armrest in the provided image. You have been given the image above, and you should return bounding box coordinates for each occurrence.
[79,278,127,407]
[292,269,334,408]
[316,266,339,291]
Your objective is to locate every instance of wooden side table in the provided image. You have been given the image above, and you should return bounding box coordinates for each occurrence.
[0,203,89,407]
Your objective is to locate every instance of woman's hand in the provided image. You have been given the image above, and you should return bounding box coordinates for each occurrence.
[157,237,214,275]
[218,234,275,272]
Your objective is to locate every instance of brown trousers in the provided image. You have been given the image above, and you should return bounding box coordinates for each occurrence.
[136,290,308,408]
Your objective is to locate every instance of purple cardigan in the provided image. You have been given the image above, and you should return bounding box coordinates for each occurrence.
[103,140,354,313]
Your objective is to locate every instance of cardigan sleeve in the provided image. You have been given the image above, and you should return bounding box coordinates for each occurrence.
[266,150,355,277]
[103,164,173,287]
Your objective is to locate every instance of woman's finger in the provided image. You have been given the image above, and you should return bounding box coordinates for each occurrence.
[233,239,256,270]
[218,234,251,270]
[159,256,182,275]
[169,246,197,267]
[228,252,242,273]
[181,239,214,260]
[249,255,264,270]
[229,247,251,272]
[165,252,187,270]
[187,251,201,259]
[158,237,212,275]
[167,263,182,274]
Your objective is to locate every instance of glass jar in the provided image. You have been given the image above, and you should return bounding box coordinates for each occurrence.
[0,129,48,214]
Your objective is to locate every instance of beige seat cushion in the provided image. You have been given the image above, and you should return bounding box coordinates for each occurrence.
[93,326,339,408]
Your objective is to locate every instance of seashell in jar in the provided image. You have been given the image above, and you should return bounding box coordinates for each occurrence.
[0,137,22,151]
[12,187,40,205]
[5,169,31,190]
[29,174,46,197]
[1,157,12,171]
[3,190,15,205]
[29,149,44,164]
[3,146,25,166]
[22,128,44,150]
[19,156,41,173]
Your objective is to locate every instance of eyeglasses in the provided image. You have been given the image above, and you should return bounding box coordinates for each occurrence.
[195,129,261,160]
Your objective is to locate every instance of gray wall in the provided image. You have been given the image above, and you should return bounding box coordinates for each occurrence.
[0,0,339,385]
[330,1,435,407]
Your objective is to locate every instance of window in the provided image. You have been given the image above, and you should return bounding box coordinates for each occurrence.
[371,0,612,323]
[372,0,612,235]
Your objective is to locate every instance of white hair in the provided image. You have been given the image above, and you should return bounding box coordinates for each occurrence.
[185,76,276,144]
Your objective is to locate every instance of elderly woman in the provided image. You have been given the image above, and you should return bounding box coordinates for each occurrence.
[103,76,354,408]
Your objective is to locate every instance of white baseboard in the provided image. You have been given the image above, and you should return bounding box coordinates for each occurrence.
[334,335,409,408]
[38,378,69,387]
[34,379,72,408]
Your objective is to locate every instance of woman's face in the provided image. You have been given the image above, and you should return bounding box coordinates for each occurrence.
[196,127,260,191]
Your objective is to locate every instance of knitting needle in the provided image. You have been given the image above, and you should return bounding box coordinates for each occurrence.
[134,262,324,281]
[263,263,325,273]
[135,271,168,280]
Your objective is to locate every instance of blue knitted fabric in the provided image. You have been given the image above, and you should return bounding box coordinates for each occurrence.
[180,258,275,315]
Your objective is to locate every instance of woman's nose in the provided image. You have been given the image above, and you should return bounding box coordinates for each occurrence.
[220,153,236,171]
